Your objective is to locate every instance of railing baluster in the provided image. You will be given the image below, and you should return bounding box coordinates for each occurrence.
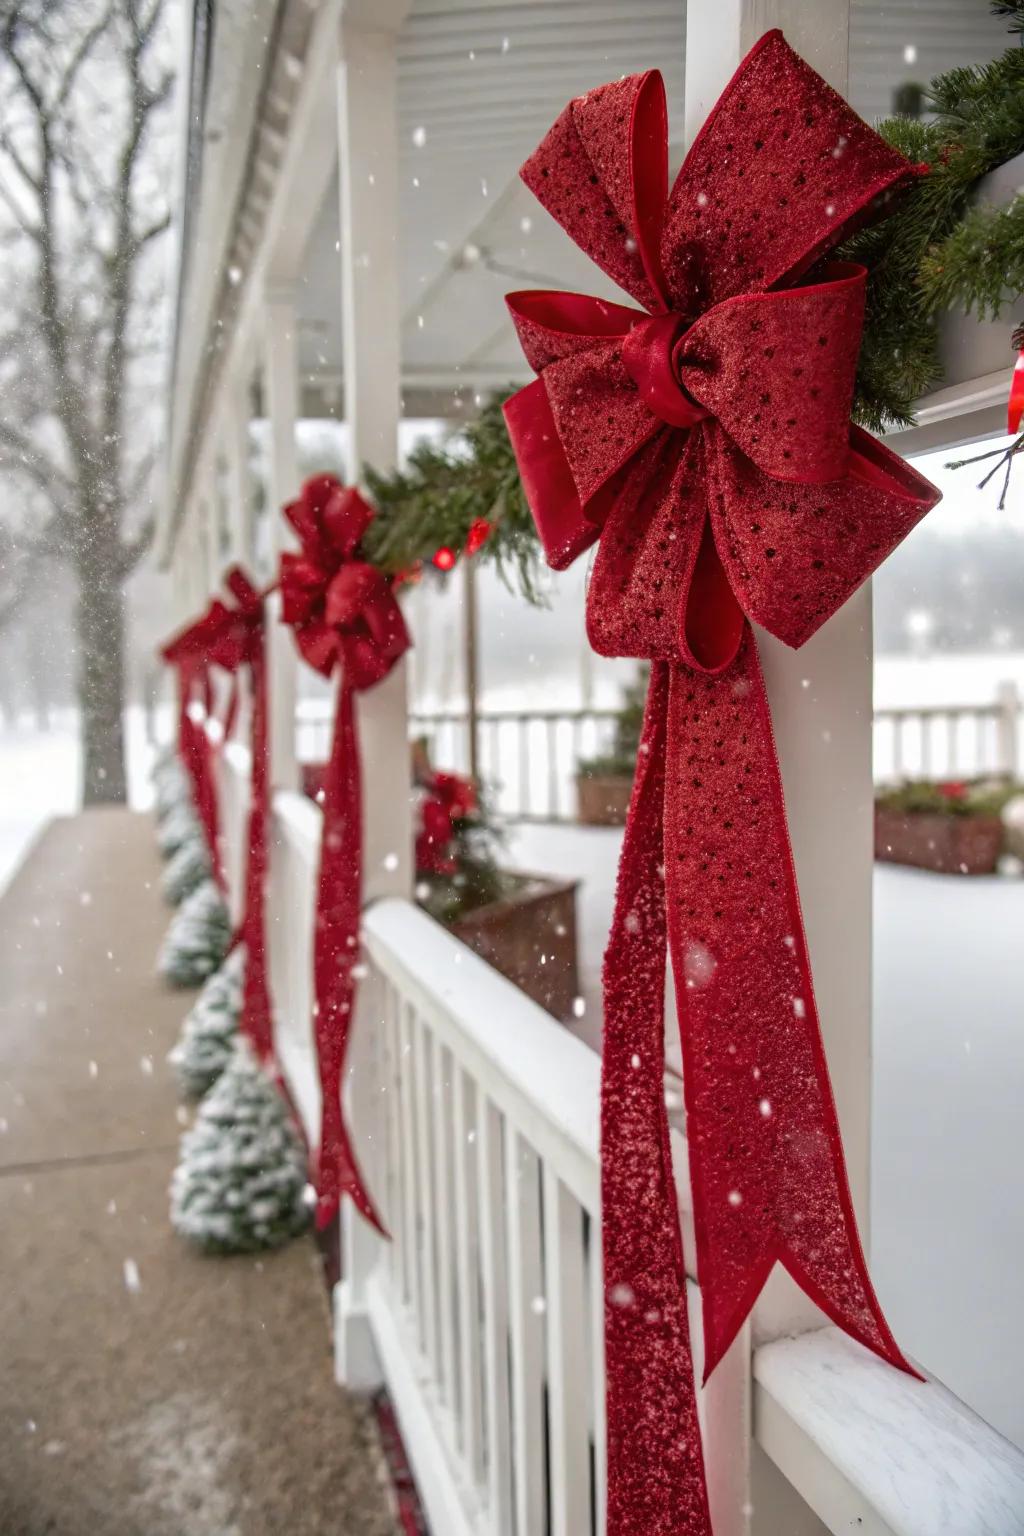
[543,1165,592,1536]
[382,978,403,1296]
[505,1125,546,1536]
[398,1001,422,1328]
[547,717,559,820]
[519,716,530,819]
[453,1067,485,1485]
[589,1212,607,1536]
[413,1018,439,1372]
[432,1040,458,1413]
[479,1097,514,1531]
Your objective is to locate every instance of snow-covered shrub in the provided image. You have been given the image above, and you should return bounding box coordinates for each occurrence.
[153,751,190,821]
[161,832,212,906]
[170,1040,310,1254]
[158,879,231,988]
[156,798,202,861]
[168,945,246,1099]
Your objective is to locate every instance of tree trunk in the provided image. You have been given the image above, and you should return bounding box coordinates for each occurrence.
[75,550,128,805]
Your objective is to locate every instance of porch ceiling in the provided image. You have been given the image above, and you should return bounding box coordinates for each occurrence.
[294,0,687,402]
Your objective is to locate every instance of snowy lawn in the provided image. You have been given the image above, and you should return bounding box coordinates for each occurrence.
[0,710,161,895]
[503,820,1024,1455]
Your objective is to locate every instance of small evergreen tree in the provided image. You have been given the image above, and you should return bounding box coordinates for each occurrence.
[168,945,246,1099]
[161,831,212,906]
[156,797,202,860]
[170,1041,311,1254]
[158,879,231,988]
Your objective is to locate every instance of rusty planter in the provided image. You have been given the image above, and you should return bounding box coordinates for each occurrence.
[576,772,633,826]
[450,872,580,1021]
[874,807,1004,876]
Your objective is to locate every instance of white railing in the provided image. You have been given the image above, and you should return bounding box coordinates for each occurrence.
[874,681,1021,784]
[294,685,1024,824]
[213,737,1024,1536]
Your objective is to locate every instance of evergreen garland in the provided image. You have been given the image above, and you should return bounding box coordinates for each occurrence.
[363,397,543,600]
[841,0,1024,430]
[170,1040,311,1255]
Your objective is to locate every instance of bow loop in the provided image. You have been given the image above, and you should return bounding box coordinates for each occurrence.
[280,476,410,692]
[662,30,923,308]
[680,262,866,482]
[522,71,669,314]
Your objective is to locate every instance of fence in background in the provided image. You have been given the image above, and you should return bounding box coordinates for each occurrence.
[296,685,1023,824]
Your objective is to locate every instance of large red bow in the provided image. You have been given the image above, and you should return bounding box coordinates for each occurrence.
[279,476,410,1233]
[503,32,941,1536]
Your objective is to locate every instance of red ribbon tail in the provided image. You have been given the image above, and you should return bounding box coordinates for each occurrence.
[662,635,915,1386]
[601,663,712,1536]
[238,644,275,1063]
[311,681,387,1237]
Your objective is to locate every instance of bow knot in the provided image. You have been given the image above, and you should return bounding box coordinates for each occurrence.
[280,476,409,689]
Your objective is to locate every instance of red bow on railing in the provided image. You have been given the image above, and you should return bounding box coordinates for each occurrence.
[503,32,941,1536]
[161,614,229,889]
[415,771,478,875]
[279,475,410,1233]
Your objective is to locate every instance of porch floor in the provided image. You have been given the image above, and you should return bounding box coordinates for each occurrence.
[0,810,398,1536]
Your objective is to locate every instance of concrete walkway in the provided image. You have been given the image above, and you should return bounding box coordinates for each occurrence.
[0,810,399,1536]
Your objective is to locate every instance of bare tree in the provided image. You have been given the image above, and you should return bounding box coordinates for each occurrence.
[0,0,173,802]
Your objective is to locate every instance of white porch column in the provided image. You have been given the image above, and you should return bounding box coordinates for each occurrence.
[262,288,301,792]
[223,366,254,564]
[333,0,412,1390]
[685,9,862,1535]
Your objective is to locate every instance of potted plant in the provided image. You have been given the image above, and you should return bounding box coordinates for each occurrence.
[413,759,580,1022]
[575,667,646,826]
[300,748,582,1020]
[874,778,1017,875]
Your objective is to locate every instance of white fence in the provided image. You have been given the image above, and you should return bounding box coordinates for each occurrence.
[213,739,1024,1536]
[294,686,1024,823]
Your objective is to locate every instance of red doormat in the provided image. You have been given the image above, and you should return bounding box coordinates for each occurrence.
[372,1390,430,1535]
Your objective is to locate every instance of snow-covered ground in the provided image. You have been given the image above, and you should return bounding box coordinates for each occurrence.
[0,708,162,896]
[505,821,1024,1456]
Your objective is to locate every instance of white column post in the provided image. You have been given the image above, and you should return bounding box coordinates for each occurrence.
[333,0,412,1390]
[997,680,1019,778]
[224,365,255,564]
[685,9,858,1536]
[262,288,302,792]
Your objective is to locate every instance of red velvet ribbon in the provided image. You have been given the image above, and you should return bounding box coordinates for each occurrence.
[279,475,410,1233]
[161,632,223,888]
[1009,349,1024,434]
[162,577,274,1057]
[503,34,942,1535]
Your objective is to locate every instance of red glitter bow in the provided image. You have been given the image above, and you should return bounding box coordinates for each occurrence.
[280,475,410,1233]
[415,771,478,875]
[503,32,941,1536]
